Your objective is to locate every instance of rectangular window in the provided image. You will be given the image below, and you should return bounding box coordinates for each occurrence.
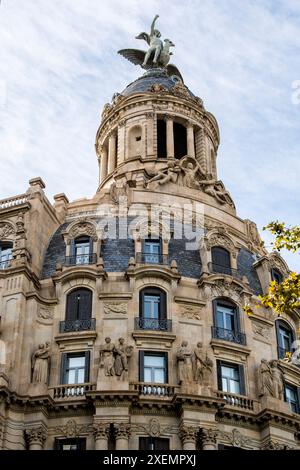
[144,294,160,319]
[216,304,235,331]
[217,361,245,395]
[285,384,300,414]
[54,438,86,450]
[139,437,169,450]
[61,352,90,384]
[143,240,161,264]
[139,352,168,384]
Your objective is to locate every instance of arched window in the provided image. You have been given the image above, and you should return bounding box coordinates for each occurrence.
[137,288,169,331]
[211,247,231,275]
[0,241,13,269]
[173,122,187,159]
[275,320,295,359]
[212,299,246,345]
[271,268,283,284]
[61,288,94,333]
[157,119,167,158]
[69,236,94,266]
[141,238,162,264]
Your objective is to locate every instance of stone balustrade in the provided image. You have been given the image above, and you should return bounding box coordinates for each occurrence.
[0,194,28,210]
[50,382,96,399]
[217,391,255,410]
[131,381,176,397]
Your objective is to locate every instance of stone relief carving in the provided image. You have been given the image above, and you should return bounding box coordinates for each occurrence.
[99,337,133,380]
[201,428,218,445]
[25,426,47,446]
[258,359,284,399]
[263,440,293,450]
[0,222,15,239]
[67,219,97,242]
[54,419,92,438]
[109,182,128,205]
[206,233,235,255]
[36,306,54,324]
[171,80,191,99]
[209,279,244,304]
[132,418,174,437]
[150,83,167,93]
[114,423,131,439]
[179,425,198,443]
[93,423,110,439]
[176,341,193,384]
[180,304,202,320]
[252,321,271,341]
[191,343,213,386]
[218,428,252,448]
[103,302,127,315]
[268,253,289,277]
[31,342,50,385]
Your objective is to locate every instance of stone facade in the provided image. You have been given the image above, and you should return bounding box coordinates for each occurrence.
[0,63,299,451]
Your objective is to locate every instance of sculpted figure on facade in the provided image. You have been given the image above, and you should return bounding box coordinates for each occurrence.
[192,342,213,385]
[99,337,115,376]
[114,337,134,380]
[179,156,204,189]
[176,340,193,384]
[31,342,50,384]
[258,359,284,400]
[147,160,181,186]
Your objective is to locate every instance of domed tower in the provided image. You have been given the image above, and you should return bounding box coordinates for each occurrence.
[0,16,299,452]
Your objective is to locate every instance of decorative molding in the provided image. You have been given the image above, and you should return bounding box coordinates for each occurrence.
[103,302,127,315]
[132,418,174,437]
[36,306,54,324]
[252,320,271,342]
[180,304,202,321]
[93,422,110,439]
[114,423,131,439]
[64,218,98,242]
[218,428,253,448]
[201,428,218,445]
[54,419,92,438]
[179,425,198,443]
[25,426,47,446]
[0,221,15,239]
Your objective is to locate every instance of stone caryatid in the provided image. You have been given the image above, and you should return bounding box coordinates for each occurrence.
[31,342,50,385]
[192,343,213,386]
[99,337,115,376]
[258,359,284,400]
[118,15,182,80]
[176,341,193,384]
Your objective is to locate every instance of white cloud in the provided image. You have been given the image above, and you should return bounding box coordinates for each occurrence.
[0,0,299,270]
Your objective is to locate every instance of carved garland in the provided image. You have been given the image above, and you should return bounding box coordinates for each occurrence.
[0,222,15,240]
[66,219,98,242]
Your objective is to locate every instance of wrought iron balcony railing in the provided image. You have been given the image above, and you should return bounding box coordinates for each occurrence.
[134,317,172,332]
[136,252,168,265]
[59,318,96,333]
[208,262,243,280]
[0,258,12,270]
[212,326,247,345]
[64,253,97,266]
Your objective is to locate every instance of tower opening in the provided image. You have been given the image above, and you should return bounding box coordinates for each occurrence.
[157,119,167,158]
[174,122,187,159]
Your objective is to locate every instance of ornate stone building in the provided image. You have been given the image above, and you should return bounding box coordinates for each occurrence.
[0,17,299,451]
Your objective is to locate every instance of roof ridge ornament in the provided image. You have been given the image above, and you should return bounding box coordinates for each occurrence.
[118,15,183,82]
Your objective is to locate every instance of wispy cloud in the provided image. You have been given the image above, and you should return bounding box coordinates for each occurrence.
[0,0,299,270]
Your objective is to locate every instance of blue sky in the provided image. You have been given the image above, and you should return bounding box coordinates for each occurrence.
[0,0,299,270]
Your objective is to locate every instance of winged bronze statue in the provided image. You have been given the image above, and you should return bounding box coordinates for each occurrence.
[118,15,183,81]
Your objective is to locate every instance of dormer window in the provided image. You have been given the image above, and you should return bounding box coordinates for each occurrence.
[271,268,283,284]
[211,247,231,275]
[66,236,95,266]
[142,239,162,264]
[0,242,13,269]
[275,320,295,360]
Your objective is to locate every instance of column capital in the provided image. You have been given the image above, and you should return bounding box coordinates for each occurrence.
[164,114,173,122]
[114,423,131,439]
[93,422,110,439]
[179,424,198,444]
[201,428,218,446]
[186,121,194,129]
[25,426,47,447]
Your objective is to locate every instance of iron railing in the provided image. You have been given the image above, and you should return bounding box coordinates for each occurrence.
[212,326,246,345]
[135,317,172,332]
[64,253,97,266]
[136,252,168,265]
[208,262,243,280]
[60,318,96,333]
[0,258,12,269]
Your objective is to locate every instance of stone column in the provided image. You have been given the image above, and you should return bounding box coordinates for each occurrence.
[201,428,218,450]
[25,426,47,450]
[187,123,195,157]
[179,425,198,450]
[114,423,131,450]
[100,145,108,183]
[108,132,117,174]
[166,116,174,159]
[93,422,110,450]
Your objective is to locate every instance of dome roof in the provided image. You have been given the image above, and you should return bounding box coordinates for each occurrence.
[121,68,194,97]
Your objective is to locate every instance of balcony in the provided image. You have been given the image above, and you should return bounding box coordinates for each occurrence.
[208,262,243,280]
[131,382,175,397]
[59,318,96,333]
[212,326,246,346]
[0,258,12,270]
[64,253,97,267]
[217,391,255,411]
[136,252,168,265]
[51,382,96,399]
[134,317,172,332]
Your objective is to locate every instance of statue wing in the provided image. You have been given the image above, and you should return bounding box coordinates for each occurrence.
[135,32,150,45]
[118,48,146,66]
[166,64,184,82]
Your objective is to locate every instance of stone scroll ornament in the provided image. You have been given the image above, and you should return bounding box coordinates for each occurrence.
[118,15,183,80]
[99,337,133,380]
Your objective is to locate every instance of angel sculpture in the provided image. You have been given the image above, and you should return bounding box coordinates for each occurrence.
[118,15,183,81]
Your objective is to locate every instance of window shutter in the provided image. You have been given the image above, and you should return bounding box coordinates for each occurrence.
[160,291,167,320]
[70,238,75,257]
[60,353,68,384]
[84,350,91,382]
[139,351,144,381]
[163,352,168,384]
[79,289,92,320]
[217,361,222,391]
[66,291,78,321]
[238,364,246,395]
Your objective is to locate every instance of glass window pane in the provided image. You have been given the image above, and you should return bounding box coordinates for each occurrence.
[154,369,165,383]
[69,356,85,368]
[77,368,85,383]
[144,355,164,367]
[222,377,228,392]
[67,370,76,384]
[230,378,240,394]
[144,368,152,382]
